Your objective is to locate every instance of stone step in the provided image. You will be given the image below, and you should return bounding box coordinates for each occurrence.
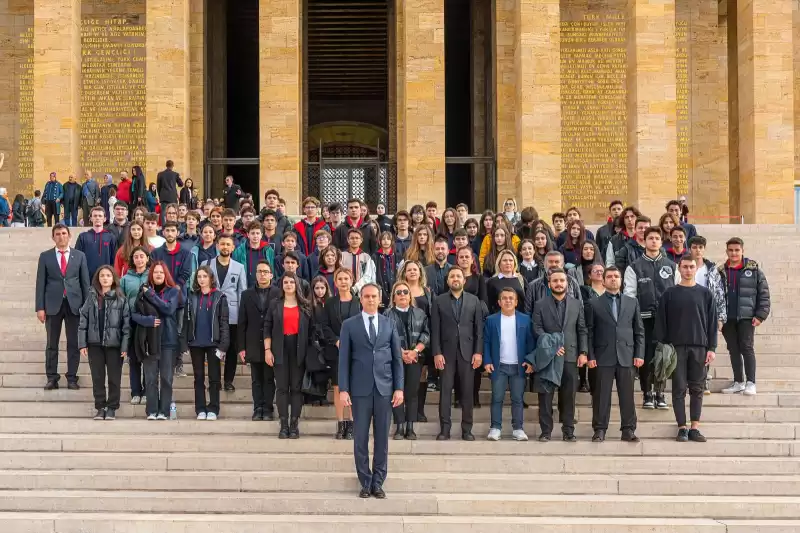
[3,490,800,518]
[0,418,791,440]
[0,400,790,423]
[1,469,799,497]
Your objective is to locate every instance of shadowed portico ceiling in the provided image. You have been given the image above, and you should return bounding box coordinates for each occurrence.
[308,0,388,100]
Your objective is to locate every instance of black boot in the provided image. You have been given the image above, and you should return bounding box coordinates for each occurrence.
[417,384,428,422]
[405,422,417,440]
[289,417,300,439]
[278,418,289,439]
[393,423,405,440]
[345,420,354,440]
[335,421,346,440]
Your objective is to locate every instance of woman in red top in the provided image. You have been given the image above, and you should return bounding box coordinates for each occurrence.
[114,222,151,276]
[264,272,311,439]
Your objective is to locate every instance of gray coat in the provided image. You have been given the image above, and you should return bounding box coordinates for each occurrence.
[35,247,91,316]
[202,258,247,324]
[532,294,588,363]
[78,289,131,352]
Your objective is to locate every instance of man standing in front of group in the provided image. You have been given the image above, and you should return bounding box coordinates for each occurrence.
[532,268,587,442]
[656,256,718,442]
[719,237,770,396]
[339,283,404,499]
[587,266,644,442]
[35,224,90,390]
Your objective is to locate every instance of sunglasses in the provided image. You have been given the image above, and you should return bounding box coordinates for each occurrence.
[394,289,410,296]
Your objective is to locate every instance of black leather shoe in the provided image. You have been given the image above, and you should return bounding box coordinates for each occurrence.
[538,433,551,442]
[67,382,79,390]
[405,422,417,440]
[288,418,300,439]
[263,409,275,421]
[621,429,640,442]
[252,408,263,421]
[371,486,386,499]
[223,382,235,392]
[278,418,290,439]
[688,429,707,442]
[592,430,605,442]
[44,380,59,391]
[436,432,450,441]
[345,420,354,440]
[417,412,428,423]
[676,428,689,442]
[562,432,577,443]
[461,431,475,441]
[359,486,372,498]
[393,423,405,440]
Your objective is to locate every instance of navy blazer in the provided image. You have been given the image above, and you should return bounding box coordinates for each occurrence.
[482,311,536,377]
[338,313,404,397]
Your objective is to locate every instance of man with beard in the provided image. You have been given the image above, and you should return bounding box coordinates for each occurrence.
[524,251,582,316]
[532,268,588,442]
[425,237,453,296]
[431,268,484,441]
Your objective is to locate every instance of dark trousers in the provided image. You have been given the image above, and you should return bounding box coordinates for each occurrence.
[352,386,392,489]
[438,353,474,433]
[224,324,239,384]
[275,334,303,419]
[128,324,145,396]
[190,347,221,415]
[538,359,578,435]
[143,348,175,416]
[63,201,79,227]
[639,317,664,394]
[87,346,123,410]
[81,199,92,226]
[454,367,482,406]
[672,345,706,426]
[45,299,80,384]
[490,363,525,430]
[393,361,422,424]
[722,319,756,383]
[45,201,58,226]
[579,364,597,392]
[593,364,637,432]
[251,361,276,413]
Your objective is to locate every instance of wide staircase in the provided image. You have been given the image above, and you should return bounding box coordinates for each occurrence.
[0,225,799,532]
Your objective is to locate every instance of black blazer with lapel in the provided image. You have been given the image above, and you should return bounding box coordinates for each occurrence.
[431,291,484,362]
[319,295,361,360]
[35,247,91,315]
[263,299,310,366]
[587,293,645,367]
[237,288,276,363]
[532,294,588,363]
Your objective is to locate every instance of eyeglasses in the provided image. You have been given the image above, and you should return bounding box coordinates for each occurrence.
[394,289,410,296]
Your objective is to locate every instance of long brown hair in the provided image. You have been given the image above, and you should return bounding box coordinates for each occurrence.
[318,245,342,273]
[563,220,587,251]
[310,275,331,311]
[118,222,150,269]
[279,272,310,314]
[483,226,512,276]
[92,265,124,300]
[406,225,434,265]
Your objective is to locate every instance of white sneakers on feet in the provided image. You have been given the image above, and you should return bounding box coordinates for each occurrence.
[197,412,207,420]
[146,413,157,421]
[130,396,141,405]
[512,429,529,441]
[206,413,218,421]
[722,382,745,394]
[743,381,757,396]
[487,428,501,441]
[156,414,167,421]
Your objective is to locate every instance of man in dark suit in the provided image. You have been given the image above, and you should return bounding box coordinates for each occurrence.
[532,268,588,442]
[431,267,484,441]
[339,283,404,499]
[587,266,645,442]
[156,160,183,224]
[34,224,90,390]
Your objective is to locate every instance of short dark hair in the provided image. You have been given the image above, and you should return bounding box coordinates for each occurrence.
[394,209,410,221]
[144,213,159,223]
[635,215,651,226]
[283,251,300,264]
[726,237,744,247]
[347,227,363,238]
[603,266,621,278]
[282,231,297,242]
[688,236,707,248]
[551,212,566,222]
[670,226,686,237]
[51,223,70,237]
[347,198,361,207]
[609,200,624,209]
[548,267,567,277]
[453,228,468,239]
[643,227,662,240]
[166,160,174,168]
[114,201,128,210]
[256,260,272,271]
[129,245,151,268]
[186,212,200,222]
[216,233,235,244]
[162,221,179,231]
[327,202,343,214]
[221,209,236,219]
[498,287,519,301]
[665,199,681,210]
[679,255,697,265]
[240,206,255,217]
[425,201,438,210]
[434,235,449,245]
[34,190,41,197]
[566,206,581,217]
[246,220,263,233]
[261,209,277,220]
[360,282,381,295]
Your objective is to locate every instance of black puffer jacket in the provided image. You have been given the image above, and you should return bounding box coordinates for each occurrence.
[384,306,431,356]
[718,259,770,322]
[78,289,131,352]
[185,290,230,352]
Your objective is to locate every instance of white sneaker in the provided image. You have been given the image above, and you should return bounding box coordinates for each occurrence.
[146,413,157,421]
[196,412,207,420]
[512,429,529,441]
[487,428,501,441]
[156,414,167,421]
[206,412,217,421]
[130,396,141,405]
[743,381,757,396]
[722,382,745,394]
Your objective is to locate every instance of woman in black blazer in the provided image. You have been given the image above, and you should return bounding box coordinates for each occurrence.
[319,268,361,440]
[264,272,311,439]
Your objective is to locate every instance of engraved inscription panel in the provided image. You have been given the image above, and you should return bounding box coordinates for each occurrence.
[80,11,146,177]
[560,0,628,219]
[675,1,690,197]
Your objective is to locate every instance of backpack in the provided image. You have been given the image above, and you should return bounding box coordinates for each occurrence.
[26,201,44,226]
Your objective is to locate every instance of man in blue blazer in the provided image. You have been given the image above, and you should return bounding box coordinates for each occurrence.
[483,287,536,442]
[339,283,404,499]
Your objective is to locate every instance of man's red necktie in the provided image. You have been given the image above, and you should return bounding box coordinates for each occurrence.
[60,251,67,276]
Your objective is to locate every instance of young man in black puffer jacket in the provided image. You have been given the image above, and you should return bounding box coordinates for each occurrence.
[718,237,770,397]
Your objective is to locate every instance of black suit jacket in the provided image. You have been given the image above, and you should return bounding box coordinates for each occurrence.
[319,296,361,359]
[156,168,183,204]
[431,291,483,362]
[35,248,90,316]
[532,295,588,363]
[237,288,275,363]
[587,293,645,367]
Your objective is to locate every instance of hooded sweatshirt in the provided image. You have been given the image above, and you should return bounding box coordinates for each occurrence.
[151,241,192,289]
[76,228,118,278]
[232,240,276,288]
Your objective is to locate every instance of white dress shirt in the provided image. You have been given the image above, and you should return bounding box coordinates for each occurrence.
[499,313,518,365]
[362,311,379,337]
[55,247,70,267]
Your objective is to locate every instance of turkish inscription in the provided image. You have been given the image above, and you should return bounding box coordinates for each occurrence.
[560,0,628,218]
[675,2,690,197]
[80,14,146,176]
[18,26,33,190]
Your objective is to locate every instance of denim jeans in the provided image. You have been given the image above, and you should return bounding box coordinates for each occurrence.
[490,363,525,430]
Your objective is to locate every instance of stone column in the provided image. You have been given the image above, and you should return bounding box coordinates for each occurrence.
[395,0,445,210]
[517,0,561,217]
[494,0,518,209]
[146,0,190,182]
[33,0,80,188]
[737,0,794,223]
[628,0,677,218]
[259,0,303,213]
[189,0,205,196]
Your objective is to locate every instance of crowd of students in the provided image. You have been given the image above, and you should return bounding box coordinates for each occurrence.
[32,177,771,442]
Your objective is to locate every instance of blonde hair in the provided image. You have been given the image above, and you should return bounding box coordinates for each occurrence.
[493,249,526,291]
[397,260,428,289]
[389,281,416,308]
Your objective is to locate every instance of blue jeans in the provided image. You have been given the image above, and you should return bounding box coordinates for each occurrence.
[490,363,525,430]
